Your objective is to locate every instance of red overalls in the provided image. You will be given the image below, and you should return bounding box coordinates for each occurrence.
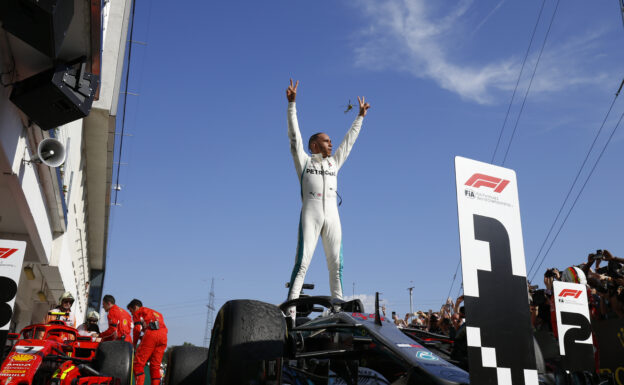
[100,304,132,343]
[132,307,168,385]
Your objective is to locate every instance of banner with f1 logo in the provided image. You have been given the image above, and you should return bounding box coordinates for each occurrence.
[455,156,537,385]
[552,281,594,371]
[0,240,26,331]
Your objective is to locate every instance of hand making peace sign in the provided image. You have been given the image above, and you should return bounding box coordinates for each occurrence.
[286,79,299,102]
[357,96,371,117]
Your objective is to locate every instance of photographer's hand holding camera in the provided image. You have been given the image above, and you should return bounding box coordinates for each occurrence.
[585,249,624,319]
[543,268,559,295]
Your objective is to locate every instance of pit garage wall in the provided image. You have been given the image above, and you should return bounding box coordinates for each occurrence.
[0,88,54,263]
[0,59,92,332]
[0,0,130,333]
[0,42,55,330]
[0,106,90,331]
[54,121,91,320]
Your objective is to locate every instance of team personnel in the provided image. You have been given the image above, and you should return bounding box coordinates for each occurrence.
[127,299,168,385]
[77,310,100,339]
[99,294,132,343]
[45,292,77,327]
[285,79,370,319]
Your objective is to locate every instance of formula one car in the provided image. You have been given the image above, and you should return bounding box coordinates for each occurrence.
[0,314,133,385]
[166,288,471,385]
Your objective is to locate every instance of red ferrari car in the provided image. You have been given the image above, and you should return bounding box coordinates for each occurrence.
[1,314,132,385]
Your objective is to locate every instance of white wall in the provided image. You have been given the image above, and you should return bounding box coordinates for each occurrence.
[1,0,131,333]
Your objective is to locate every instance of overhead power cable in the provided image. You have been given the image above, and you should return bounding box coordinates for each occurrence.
[529,95,624,282]
[527,80,623,278]
[452,1,547,300]
[113,0,138,206]
[502,0,562,165]
[491,0,547,163]
[445,257,461,304]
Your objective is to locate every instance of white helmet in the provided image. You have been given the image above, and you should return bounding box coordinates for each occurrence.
[59,292,75,305]
[86,310,99,321]
[561,266,587,285]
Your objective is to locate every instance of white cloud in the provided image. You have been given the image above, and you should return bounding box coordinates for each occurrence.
[473,0,507,35]
[353,0,610,104]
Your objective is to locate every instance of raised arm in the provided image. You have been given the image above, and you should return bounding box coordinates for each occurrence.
[603,249,624,264]
[286,79,307,177]
[333,96,370,170]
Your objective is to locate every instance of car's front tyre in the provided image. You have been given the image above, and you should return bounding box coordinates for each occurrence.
[208,299,286,384]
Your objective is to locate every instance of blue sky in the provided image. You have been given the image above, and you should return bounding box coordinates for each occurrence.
[102,0,624,346]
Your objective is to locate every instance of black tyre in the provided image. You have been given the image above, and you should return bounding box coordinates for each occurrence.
[208,300,286,384]
[166,346,209,385]
[95,341,133,385]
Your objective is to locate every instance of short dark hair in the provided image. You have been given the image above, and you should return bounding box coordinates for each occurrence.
[102,295,115,304]
[308,133,323,152]
[127,299,143,309]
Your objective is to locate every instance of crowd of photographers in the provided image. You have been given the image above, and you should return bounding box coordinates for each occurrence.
[381,249,624,373]
[385,249,623,336]
[531,249,624,328]
[384,296,464,336]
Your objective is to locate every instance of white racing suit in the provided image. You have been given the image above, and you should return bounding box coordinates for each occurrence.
[286,102,363,317]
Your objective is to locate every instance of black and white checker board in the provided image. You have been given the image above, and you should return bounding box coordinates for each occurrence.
[455,157,537,385]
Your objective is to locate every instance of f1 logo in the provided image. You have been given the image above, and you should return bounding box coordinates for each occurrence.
[0,248,18,259]
[465,173,510,193]
[559,289,582,299]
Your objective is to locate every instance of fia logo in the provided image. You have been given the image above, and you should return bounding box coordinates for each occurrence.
[465,190,475,199]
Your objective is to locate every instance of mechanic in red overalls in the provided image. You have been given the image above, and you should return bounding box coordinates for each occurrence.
[127,299,168,385]
[99,294,132,343]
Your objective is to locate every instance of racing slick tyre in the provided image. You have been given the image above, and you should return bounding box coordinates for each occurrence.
[166,346,209,385]
[208,300,287,384]
[95,341,133,385]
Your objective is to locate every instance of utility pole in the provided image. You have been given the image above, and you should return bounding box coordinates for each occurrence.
[352,282,355,298]
[203,278,216,348]
[407,285,414,317]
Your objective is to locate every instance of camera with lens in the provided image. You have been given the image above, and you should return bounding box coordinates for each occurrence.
[544,268,559,279]
[589,250,602,260]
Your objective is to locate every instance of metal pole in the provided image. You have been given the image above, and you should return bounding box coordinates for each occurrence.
[408,286,414,317]
[352,282,355,298]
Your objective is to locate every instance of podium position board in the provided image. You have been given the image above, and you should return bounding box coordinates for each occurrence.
[455,157,537,385]
[552,281,594,371]
[0,240,26,349]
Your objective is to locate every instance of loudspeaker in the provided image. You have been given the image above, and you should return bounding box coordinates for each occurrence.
[10,57,99,130]
[0,0,74,58]
[32,138,66,167]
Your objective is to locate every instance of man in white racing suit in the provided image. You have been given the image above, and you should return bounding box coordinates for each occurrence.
[285,79,370,319]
